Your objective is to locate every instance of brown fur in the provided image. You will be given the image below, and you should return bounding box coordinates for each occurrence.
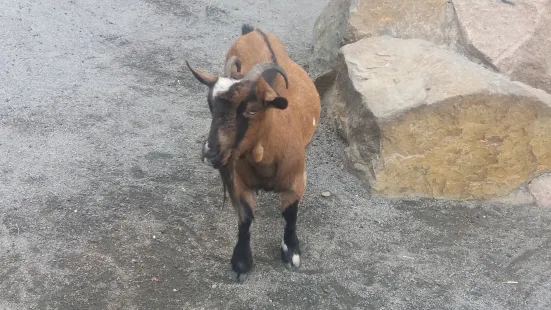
[224,29,320,216]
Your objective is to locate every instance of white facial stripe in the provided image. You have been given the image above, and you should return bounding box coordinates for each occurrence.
[212,77,239,98]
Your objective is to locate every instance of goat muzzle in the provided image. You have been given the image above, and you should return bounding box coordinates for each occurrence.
[202,141,231,169]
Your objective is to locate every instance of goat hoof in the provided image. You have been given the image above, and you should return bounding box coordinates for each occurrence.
[281,241,301,269]
[231,242,253,280]
[230,271,249,282]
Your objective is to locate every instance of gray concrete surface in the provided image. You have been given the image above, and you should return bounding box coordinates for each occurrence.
[1,0,551,309]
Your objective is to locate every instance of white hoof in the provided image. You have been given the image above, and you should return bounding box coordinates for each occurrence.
[291,254,300,267]
[281,241,288,253]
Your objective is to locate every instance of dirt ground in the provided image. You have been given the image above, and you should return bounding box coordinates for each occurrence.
[2,0,551,309]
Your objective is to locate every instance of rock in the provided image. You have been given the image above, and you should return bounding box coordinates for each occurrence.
[321,191,331,197]
[344,0,460,47]
[312,0,551,96]
[310,0,464,95]
[328,36,551,200]
[310,0,354,95]
[491,185,535,206]
[454,0,551,94]
[528,173,551,207]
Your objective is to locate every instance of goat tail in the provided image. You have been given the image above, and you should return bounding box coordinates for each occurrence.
[241,24,254,35]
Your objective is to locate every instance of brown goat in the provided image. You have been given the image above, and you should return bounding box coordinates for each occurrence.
[186,24,320,280]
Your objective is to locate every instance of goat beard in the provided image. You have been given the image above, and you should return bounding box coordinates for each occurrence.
[218,161,238,210]
[218,160,250,223]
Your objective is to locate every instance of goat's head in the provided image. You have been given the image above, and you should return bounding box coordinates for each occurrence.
[186,56,289,169]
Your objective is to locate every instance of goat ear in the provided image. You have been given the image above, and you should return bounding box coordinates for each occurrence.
[266,96,288,109]
[186,60,218,87]
[263,87,288,110]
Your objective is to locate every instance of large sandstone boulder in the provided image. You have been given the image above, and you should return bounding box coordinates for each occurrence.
[309,0,355,94]
[311,0,551,95]
[310,0,464,94]
[325,36,551,202]
[528,173,551,207]
[454,0,551,94]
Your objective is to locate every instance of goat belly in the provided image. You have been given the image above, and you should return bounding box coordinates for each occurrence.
[236,161,280,192]
[252,164,278,191]
[250,162,277,179]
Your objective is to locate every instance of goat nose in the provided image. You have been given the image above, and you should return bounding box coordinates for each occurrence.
[202,144,221,168]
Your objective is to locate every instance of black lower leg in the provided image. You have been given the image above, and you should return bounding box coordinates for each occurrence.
[231,200,254,276]
[281,200,300,266]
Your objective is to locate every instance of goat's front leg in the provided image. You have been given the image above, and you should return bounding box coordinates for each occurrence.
[230,187,255,280]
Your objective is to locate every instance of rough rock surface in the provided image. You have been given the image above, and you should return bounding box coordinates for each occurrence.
[345,0,459,46]
[310,0,354,94]
[454,0,551,94]
[327,36,551,201]
[310,0,464,94]
[529,173,551,207]
[490,185,535,206]
[312,0,551,96]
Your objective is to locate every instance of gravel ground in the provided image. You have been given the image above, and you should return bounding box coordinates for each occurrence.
[1,0,551,309]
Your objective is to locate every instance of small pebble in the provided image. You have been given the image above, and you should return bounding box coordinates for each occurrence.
[173,288,178,292]
[152,235,156,239]
[321,191,331,197]
[211,284,217,289]
[74,209,78,213]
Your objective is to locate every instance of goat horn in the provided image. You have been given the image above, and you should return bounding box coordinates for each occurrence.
[223,56,241,77]
[242,62,289,89]
[186,60,218,87]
